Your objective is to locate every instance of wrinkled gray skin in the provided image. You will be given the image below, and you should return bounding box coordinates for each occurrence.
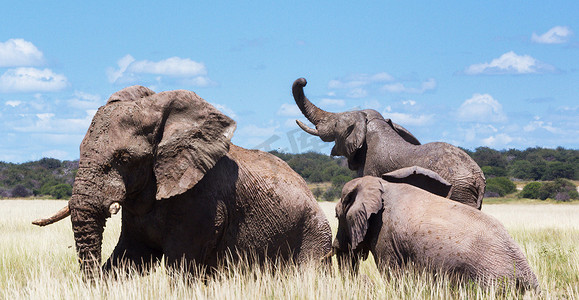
[333,170,539,290]
[293,78,486,209]
[66,86,332,278]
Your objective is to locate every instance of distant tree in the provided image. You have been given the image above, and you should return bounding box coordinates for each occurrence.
[481,166,507,178]
[537,179,578,201]
[11,185,32,198]
[508,160,533,180]
[485,177,516,197]
[50,184,73,199]
[322,186,340,202]
[519,182,542,199]
[312,186,324,200]
[37,158,61,170]
[541,162,575,180]
[472,147,507,168]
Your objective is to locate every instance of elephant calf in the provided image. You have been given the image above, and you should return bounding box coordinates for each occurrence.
[331,167,539,290]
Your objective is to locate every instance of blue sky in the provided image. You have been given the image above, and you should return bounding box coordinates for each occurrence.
[1,1,577,163]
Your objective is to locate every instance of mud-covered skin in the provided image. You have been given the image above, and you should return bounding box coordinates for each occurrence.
[333,175,539,291]
[69,86,331,278]
[292,78,485,209]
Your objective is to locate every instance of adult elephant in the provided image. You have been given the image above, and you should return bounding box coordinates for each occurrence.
[292,78,485,209]
[330,168,539,290]
[34,85,332,278]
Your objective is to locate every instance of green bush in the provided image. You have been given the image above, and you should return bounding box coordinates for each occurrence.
[538,178,578,201]
[481,166,507,177]
[485,177,516,197]
[519,182,542,199]
[50,184,73,199]
[322,186,341,202]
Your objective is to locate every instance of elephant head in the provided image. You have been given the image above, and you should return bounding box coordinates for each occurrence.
[292,78,420,170]
[332,166,451,272]
[46,86,236,276]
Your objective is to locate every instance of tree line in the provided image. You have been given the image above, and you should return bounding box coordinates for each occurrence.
[0,146,577,200]
[0,158,77,199]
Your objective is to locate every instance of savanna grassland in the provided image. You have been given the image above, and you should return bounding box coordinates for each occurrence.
[1,199,578,299]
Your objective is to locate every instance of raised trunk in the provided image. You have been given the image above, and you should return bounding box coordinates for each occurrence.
[292,78,333,125]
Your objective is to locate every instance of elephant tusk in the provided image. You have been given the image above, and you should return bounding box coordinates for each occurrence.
[320,248,336,262]
[109,202,121,215]
[296,120,319,136]
[32,205,70,227]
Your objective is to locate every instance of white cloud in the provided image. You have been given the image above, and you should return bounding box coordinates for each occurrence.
[531,26,573,44]
[481,133,514,147]
[108,55,213,87]
[129,56,207,76]
[0,39,44,67]
[237,124,279,137]
[277,103,302,117]
[347,88,367,98]
[13,110,95,134]
[180,76,216,87]
[210,103,237,118]
[364,99,382,110]
[41,149,70,160]
[107,54,136,83]
[319,98,346,107]
[523,116,560,134]
[382,78,436,94]
[464,51,555,75]
[457,93,507,123]
[402,100,416,106]
[328,72,394,89]
[68,91,103,110]
[5,100,21,107]
[0,68,68,92]
[387,112,434,126]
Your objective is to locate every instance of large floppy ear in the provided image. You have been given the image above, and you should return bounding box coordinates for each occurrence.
[149,90,236,200]
[384,119,421,145]
[382,166,451,197]
[337,177,384,251]
[330,112,367,159]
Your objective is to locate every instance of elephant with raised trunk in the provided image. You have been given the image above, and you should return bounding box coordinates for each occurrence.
[330,169,539,290]
[292,78,485,209]
[34,85,332,278]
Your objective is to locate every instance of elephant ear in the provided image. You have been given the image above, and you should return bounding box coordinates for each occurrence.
[151,90,236,200]
[107,85,156,104]
[330,112,367,159]
[338,177,384,251]
[382,166,451,197]
[385,119,421,145]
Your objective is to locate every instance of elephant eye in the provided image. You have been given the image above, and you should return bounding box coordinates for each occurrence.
[114,149,131,164]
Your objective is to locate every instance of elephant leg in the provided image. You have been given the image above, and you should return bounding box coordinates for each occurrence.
[102,235,162,277]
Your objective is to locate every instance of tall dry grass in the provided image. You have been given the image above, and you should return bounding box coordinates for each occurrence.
[1,200,577,299]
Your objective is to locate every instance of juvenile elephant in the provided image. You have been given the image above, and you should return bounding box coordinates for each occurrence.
[292,78,486,209]
[34,85,332,278]
[331,168,539,290]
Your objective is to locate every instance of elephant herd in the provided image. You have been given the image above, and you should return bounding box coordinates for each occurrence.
[33,78,539,291]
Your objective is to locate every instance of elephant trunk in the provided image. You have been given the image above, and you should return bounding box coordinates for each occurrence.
[70,195,106,278]
[292,78,334,127]
[69,165,124,279]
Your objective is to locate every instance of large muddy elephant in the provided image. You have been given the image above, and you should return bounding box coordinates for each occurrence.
[329,169,539,290]
[34,85,332,278]
[292,78,485,209]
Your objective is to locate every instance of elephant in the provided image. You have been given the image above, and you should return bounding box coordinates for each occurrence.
[33,85,332,278]
[292,77,486,209]
[329,168,539,290]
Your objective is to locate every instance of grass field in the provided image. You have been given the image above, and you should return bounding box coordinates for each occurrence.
[1,199,578,299]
